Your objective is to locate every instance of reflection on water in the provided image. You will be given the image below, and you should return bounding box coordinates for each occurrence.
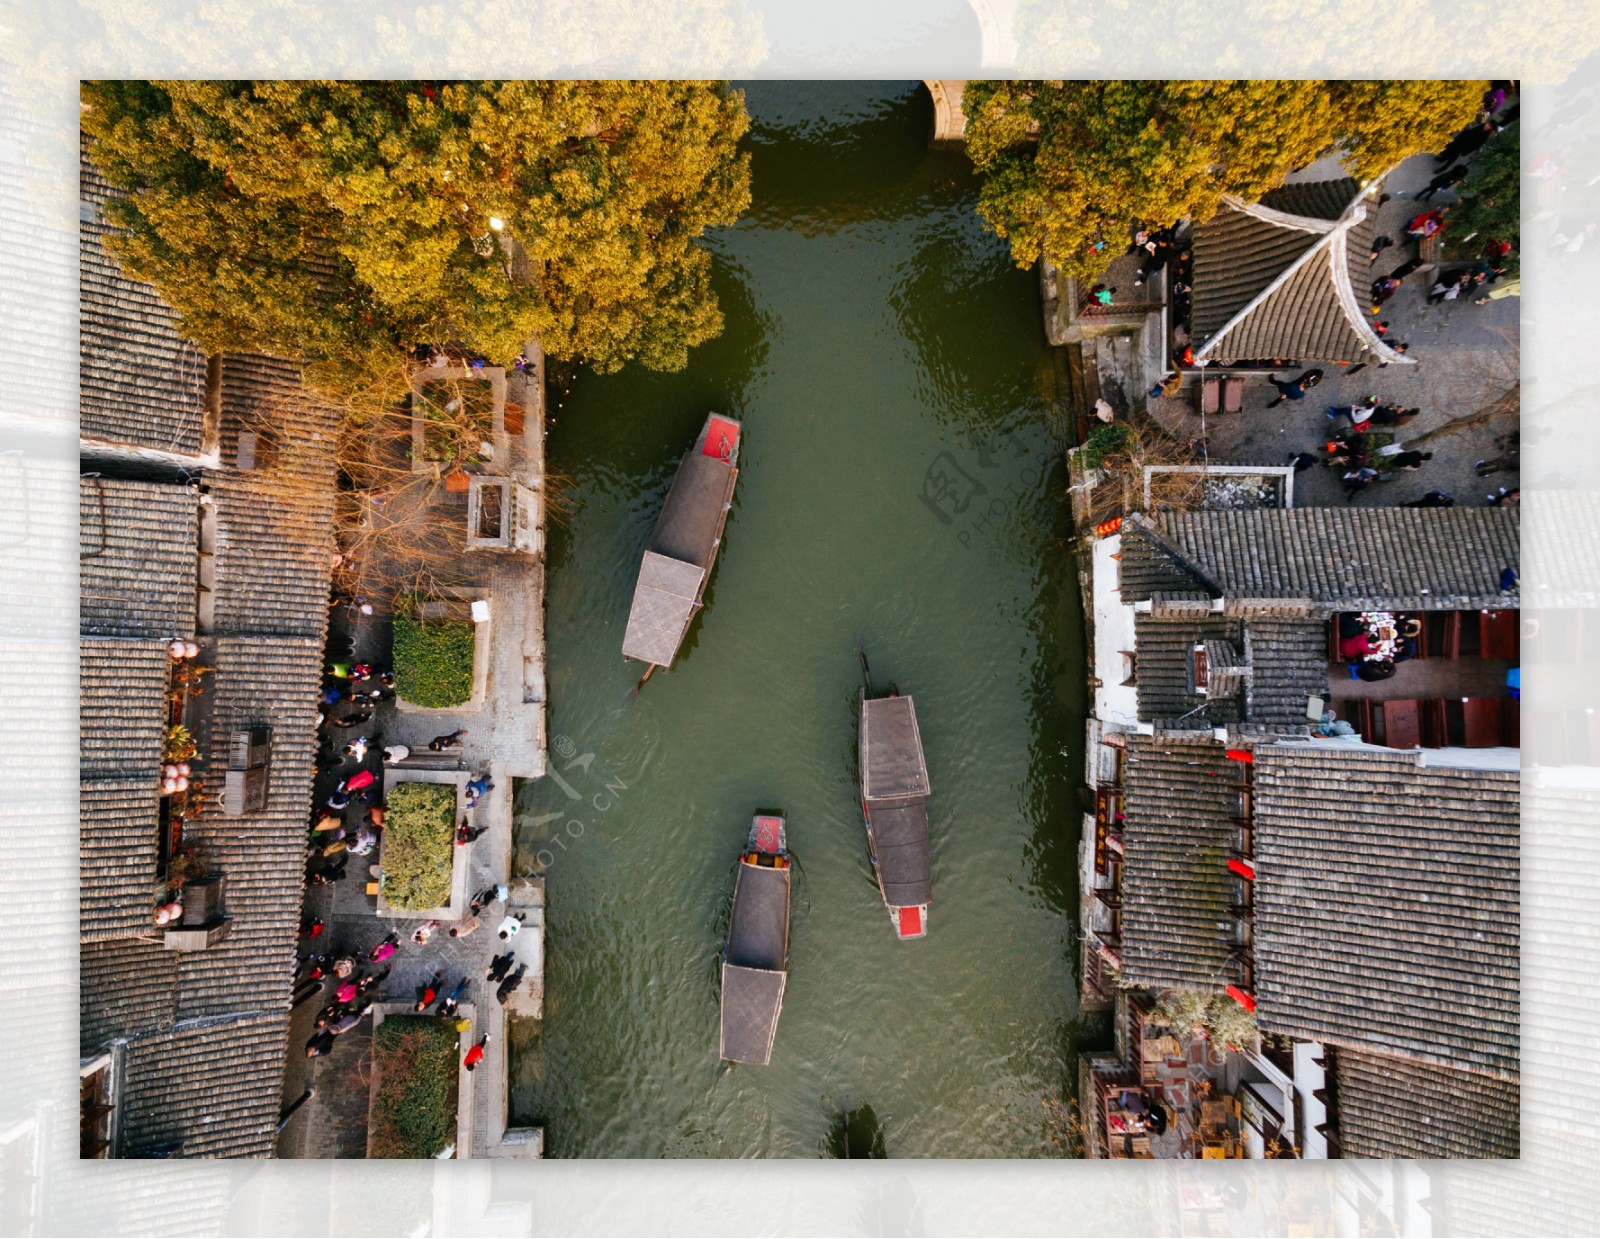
[512,80,1085,1158]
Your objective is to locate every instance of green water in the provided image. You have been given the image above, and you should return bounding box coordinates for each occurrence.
[510,81,1089,1158]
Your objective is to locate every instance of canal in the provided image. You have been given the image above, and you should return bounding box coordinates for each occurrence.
[510,80,1089,1158]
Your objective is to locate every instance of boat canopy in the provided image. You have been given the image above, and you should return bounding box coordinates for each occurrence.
[867,800,932,908]
[720,858,790,1065]
[622,442,738,668]
[860,694,933,909]
[720,966,787,1065]
[861,696,931,806]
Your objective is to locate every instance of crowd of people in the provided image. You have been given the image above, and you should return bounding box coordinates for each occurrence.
[1336,611,1424,684]
[295,596,519,1086]
[298,881,532,1066]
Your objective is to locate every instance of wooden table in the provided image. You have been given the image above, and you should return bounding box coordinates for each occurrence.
[1462,696,1503,747]
[1382,698,1421,749]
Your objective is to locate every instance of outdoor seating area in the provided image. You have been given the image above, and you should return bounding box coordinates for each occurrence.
[1093,1003,1267,1159]
[1327,609,1520,748]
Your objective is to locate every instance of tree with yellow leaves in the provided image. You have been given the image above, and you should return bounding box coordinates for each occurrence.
[80,81,751,388]
[963,80,1485,285]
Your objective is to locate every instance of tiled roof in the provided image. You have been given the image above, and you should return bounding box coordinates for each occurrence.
[1333,1048,1520,1159]
[1240,619,1328,731]
[117,1013,288,1158]
[1191,179,1406,366]
[80,477,198,639]
[80,939,177,1058]
[79,137,209,456]
[1260,178,1363,221]
[1119,508,1521,613]
[80,637,168,780]
[1134,614,1244,725]
[178,634,324,1020]
[1253,746,1519,1077]
[1118,736,1241,991]
[208,357,338,639]
[80,778,160,944]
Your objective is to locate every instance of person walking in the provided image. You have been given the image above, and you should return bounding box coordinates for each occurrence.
[448,915,481,939]
[343,735,372,762]
[305,1030,336,1058]
[496,914,522,942]
[414,969,446,1012]
[356,967,389,997]
[347,826,379,857]
[1342,467,1380,501]
[428,729,468,751]
[487,952,515,983]
[339,768,376,795]
[334,979,359,1005]
[464,1034,490,1072]
[439,977,470,1019]
[1416,164,1468,202]
[1390,450,1433,471]
[1287,452,1319,473]
[456,818,489,846]
[1367,405,1420,428]
[332,710,373,729]
[469,885,507,916]
[1325,398,1377,429]
[410,920,441,946]
[382,744,410,766]
[1263,368,1323,409]
[368,933,400,964]
[496,963,528,1005]
[1401,490,1455,508]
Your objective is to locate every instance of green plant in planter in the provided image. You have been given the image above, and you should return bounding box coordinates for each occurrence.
[382,782,457,911]
[368,1015,459,1159]
[1079,422,1137,471]
[392,596,476,708]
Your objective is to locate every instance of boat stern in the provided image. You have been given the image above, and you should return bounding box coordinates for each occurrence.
[893,904,928,940]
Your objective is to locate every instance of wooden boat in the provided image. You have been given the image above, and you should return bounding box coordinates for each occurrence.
[859,658,932,940]
[622,414,741,672]
[719,814,791,1066]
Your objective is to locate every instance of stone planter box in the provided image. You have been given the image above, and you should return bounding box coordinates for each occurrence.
[394,598,491,716]
[368,1003,475,1159]
[374,771,470,921]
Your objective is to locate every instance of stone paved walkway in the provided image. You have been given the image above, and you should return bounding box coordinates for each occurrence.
[276,346,548,1158]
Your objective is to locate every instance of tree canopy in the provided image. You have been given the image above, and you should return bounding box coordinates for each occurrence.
[1445,122,1520,275]
[80,80,752,385]
[962,80,1486,284]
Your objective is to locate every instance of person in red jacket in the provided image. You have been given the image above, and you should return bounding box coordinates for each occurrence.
[463,1034,490,1072]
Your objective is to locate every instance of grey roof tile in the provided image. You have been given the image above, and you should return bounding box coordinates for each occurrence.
[80,778,161,944]
[1119,736,1243,991]
[1253,746,1519,1077]
[1334,1047,1519,1159]
[80,477,198,639]
[1121,508,1520,613]
[1192,179,1401,365]
[80,637,168,780]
